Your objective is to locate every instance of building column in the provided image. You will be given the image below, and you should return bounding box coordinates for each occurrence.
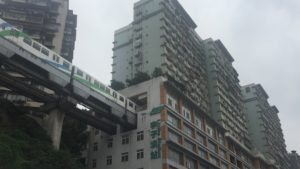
[43,109,65,150]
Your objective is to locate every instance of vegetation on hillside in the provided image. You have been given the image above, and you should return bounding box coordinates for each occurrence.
[0,100,86,169]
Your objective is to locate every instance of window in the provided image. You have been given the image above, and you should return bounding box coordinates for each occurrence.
[199,148,207,159]
[210,155,219,166]
[218,133,225,145]
[112,91,117,98]
[121,152,129,162]
[129,101,134,108]
[137,131,144,141]
[167,95,177,110]
[208,140,217,153]
[245,87,250,93]
[53,54,60,63]
[86,75,91,82]
[219,149,226,159]
[94,80,100,88]
[183,124,193,137]
[119,96,124,102]
[41,48,49,56]
[107,138,113,148]
[184,140,195,152]
[100,83,105,90]
[183,107,191,121]
[76,69,83,76]
[137,149,144,159]
[206,124,214,138]
[196,133,205,144]
[168,97,173,107]
[122,135,129,144]
[23,38,32,46]
[199,164,209,169]
[63,61,70,69]
[106,156,112,165]
[195,115,202,130]
[92,159,97,168]
[169,148,181,164]
[33,42,41,51]
[169,130,180,143]
[93,142,98,151]
[168,113,179,128]
[105,87,110,94]
[186,157,196,169]
[221,163,228,169]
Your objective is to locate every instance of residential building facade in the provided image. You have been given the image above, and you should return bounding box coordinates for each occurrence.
[112,0,251,147]
[112,0,209,113]
[86,78,277,169]
[204,39,249,146]
[242,84,290,169]
[0,0,77,62]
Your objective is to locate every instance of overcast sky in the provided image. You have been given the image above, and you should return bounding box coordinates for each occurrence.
[69,0,300,153]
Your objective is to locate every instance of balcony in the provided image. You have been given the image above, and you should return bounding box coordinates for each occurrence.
[45,23,59,32]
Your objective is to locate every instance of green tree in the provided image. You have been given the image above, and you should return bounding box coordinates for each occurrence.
[0,100,85,169]
[110,80,125,90]
[61,117,88,156]
[152,67,163,78]
[126,72,151,86]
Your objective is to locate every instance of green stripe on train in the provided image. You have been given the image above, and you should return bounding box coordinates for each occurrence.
[73,76,112,96]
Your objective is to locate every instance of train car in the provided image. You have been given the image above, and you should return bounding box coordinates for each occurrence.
[72,66,136,113]
[0,18,72,75]
[0,18,136,113]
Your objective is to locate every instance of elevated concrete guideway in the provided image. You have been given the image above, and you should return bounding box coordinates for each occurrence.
[0,37,137,149]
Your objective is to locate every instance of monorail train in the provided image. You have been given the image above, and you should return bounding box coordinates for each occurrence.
[0,18,136,113]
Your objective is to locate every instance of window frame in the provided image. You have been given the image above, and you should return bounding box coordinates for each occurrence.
[121,152,129,162]
[41,48,49,56]
[32,42,41,51]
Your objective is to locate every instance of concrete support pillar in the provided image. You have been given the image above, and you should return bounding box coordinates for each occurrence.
[43,109,65,150]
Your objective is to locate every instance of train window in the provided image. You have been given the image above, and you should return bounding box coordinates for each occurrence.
[41,48,49,56]
[77,69,83,76]
[94,80,100,88]
[105,87,110,94]
[129,102,134,108]
[100,83,105,90]
[112,91,117,98]
[32,42,41,51]
[53,54,60,63]
[23,38,32,46]
[86,75,91,82]
[119,96,124,102]
[63,61,70,69]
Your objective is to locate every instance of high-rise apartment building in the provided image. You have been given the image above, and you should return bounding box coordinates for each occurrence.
[0,0,77,62]
[86,77,277,169]
[289,151,300,169]
[84,0,288,169]
[242,84,290,169]
[112,0,250,146]
[204,39,249,146]
[112,0,209,113]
